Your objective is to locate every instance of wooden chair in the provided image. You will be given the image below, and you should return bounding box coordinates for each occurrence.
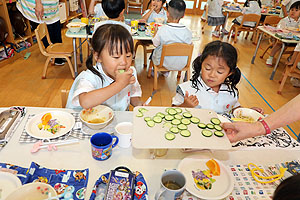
[134,40,154,68]
[127,0,143,14]
[278,53,300,94]
[35,23,75,79]
[147,43,194,90]
[228,13,261,43]
[254,15,281,45]
[61,89,70,108]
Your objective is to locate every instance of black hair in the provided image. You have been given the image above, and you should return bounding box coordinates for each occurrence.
[167,0,186,19]
[147,0,166,10]
[290,1,300,10]
[102,0,125,19]
[273,174,300,200]
[86,24,133,81]
[244,0,261,8]
[191,40,241,96]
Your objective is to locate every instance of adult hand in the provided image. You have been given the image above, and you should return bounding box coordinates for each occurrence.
[183,91,199,108]
[35,1,44,21]
[222,121,265,143]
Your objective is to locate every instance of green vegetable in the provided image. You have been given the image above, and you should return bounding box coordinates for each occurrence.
[214,131,224,137]
[190,117,200,124]
[206,124,214,129]
[144,117,151,122]
[202,130,213,137]
[171,119,181,125]
[214,124,223,131]
[178,124,187,130]
[180,130,191,137]
[153,116,163,123]
[198,123,206,129]
[170,127,179,134]
[136,112,143,117]
[146,120,155,127]
[165,132,176,140]
[182,112,192,118]
[211,118,221,125]
[119,69,125,73]
[181,118,191,125]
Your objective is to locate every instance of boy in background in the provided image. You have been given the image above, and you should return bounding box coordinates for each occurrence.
[151,0,192,77]
[88,0,107,18]
[93,0,131,33]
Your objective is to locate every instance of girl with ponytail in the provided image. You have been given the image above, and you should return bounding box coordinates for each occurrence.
[66,24,143,111]
[172,40,263,115]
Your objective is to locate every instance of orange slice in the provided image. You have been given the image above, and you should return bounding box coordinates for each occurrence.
[206,159,220,176]
[41,113,52,125]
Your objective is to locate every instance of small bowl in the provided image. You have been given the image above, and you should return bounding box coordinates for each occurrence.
[80,105,114,129]
[66,22,86,33]
[233,108,264,123]
[6,182,57,200]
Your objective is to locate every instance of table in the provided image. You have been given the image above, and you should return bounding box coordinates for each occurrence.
[65,29,152,76]
[1,107,300,199]
[251,26,300,80]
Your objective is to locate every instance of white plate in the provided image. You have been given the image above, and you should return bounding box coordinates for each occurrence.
[25,111,75,139]
[0,171,22,200]
[177,156,234,200]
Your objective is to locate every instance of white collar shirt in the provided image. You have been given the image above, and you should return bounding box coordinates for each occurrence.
[142,9,167,23]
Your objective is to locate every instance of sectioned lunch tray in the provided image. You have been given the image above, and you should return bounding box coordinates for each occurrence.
[132,106,232,150]
[0,109,20,140]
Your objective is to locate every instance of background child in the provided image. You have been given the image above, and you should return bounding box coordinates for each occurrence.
[172,41,263,115]
[141,0,167,23]
[66,24,143,111]
[273,174,300,200]
[88,0,107,18]
[151,0,192,77]
[93,0,131,33]
[266,1,300,66]
[206,0,227,37]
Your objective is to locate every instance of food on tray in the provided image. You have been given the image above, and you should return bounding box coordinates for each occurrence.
[231,116,255,123]
[38,113,65,134]
[137,107,225,140]
[192,169,215,190]
[81,108,107,123]
[206,159,220,176]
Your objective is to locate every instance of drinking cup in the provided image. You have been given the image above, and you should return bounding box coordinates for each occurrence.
[81,17,89,25]
[115,122,133,148]
[138,22,146,31]
[155,169,186,200]
[90,132,118,161]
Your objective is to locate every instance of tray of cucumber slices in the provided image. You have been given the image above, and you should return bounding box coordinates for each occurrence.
[132,106,231,150]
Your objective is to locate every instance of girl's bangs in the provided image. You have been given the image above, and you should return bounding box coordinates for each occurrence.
[107,33,133,56]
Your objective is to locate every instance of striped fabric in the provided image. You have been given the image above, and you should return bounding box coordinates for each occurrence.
[16,0,59,24]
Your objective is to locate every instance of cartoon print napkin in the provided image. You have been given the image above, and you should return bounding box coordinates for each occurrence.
[0,162,28,184]
[89,170,148,200]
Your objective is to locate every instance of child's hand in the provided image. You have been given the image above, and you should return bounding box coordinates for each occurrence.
[183,91,199,108]
[250,107,264,115]
[115,68,136,87]
[150,4,157,11]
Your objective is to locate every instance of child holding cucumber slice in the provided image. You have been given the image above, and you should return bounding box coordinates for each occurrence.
[66,24,143,111]
[172,40,263,115]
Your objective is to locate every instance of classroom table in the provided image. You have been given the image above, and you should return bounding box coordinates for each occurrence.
[251,26,300,80]
[65,29,152,77]
[1,106,300,199]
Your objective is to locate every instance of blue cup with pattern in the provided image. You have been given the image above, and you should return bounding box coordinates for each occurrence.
[90,132,119,161]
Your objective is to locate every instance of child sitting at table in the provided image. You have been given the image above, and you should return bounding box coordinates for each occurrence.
[230,0,261,37]
[266,1,300,66]
[141,0,167,23]
[88,0,107,18]
[93,0,131,33]
[206,0,227,37]
[172,41,263,115]
[273,174,300,200]
[151,0,192,77]
[66,24,143,111]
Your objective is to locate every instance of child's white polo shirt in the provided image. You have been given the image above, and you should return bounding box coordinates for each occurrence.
[66,63,142,111]
[94,3,107,18]
[143,9,167,23]
[152,23,192,71]
[277,16,300,29]
[172,77,240,114]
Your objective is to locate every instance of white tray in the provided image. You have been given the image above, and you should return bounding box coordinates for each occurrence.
[132,106,232,150]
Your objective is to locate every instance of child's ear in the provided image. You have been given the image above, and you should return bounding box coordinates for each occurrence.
[93,52,102,62]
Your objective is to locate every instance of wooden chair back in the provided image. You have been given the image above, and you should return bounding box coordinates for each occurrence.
[34,23,52,57]
[127,0,143,14]
[61,89,70,108]
[239,13,261,29]
[263,15,281,26]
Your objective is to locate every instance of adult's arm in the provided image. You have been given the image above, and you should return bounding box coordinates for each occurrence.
[88,0,96,15]
[223,94,300,142]
[35,0,44,21]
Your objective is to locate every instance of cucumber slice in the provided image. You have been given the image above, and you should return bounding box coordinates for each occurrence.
[165,132,175,140]
[118,69,125,73]
[153,116,163,123]
[206,124,214,129]
[214,124,223,131]
[202,130,213,137]
[170,127,180,134]
[163,122,172,128]
[211,117,221,125]
[136,112,143,117]
[165,115,174,121]
[165,107,171,113]
[156,112,165,118]
[180,130,191,137]
[190,117,200,124]
[144,117,151,122]
[178,124,187,130]
[146,120,155,127]
[168,108,177,115]
[182,112,192,118]
[198,123,206,129]
[138,108,148,113]
[214,131,224,137]
[181,118,191,125]
[175,108,182,113]
[171,119,181,125]
[174,114,183,120]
